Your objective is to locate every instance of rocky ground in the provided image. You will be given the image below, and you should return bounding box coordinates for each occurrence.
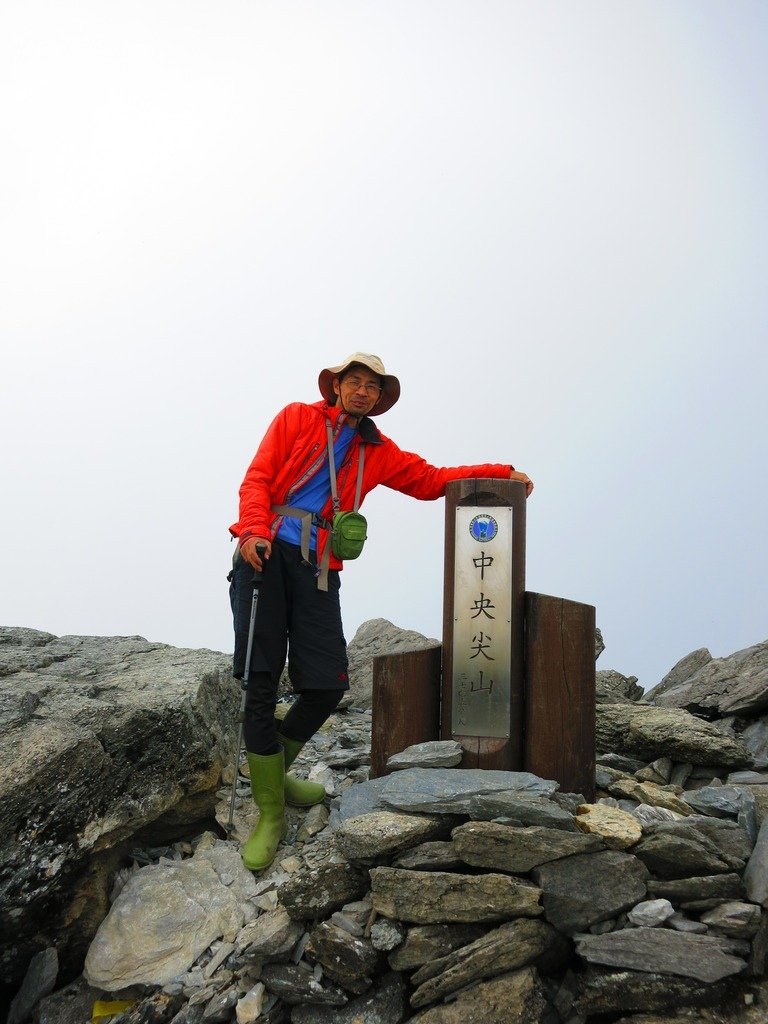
[4,625,768,1024]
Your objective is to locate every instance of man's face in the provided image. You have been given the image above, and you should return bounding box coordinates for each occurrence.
[333,366,383,417]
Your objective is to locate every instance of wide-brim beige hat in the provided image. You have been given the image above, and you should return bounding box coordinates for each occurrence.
[318,352,401,416]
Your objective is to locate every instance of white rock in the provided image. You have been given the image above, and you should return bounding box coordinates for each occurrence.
[236,983,266,1024]
[627,899,675,928]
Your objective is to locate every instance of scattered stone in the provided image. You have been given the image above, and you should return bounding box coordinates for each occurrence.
[700,901,762,938]
[468,792,577,831]
[740,717,768,770]
[334,811,451,862]
[744,814,768,909]
[386,741,463,771]
[203,942,234,978]
[201,985,239,1022]
[595,627,605,660]
[260,963,348,1006]
[115,991,185,1022]
[670,762,694,788]
[387,924,486,971]
[409,919,565,1008]
[684,785,751,818]
[729,771,768,785]
[280,862,368,921]
[235,983,266,1024]
[629,803,683,827]
[632,781,693,817]
[597,754,649,774]
[235,908,303,961]
[8,947,58,1024]
[575,804,642,849]
[452,821,601,872]
[636,757,673,783]
[374,768,558,816]
[596,670,644,704]
[575,927,748,982]
[633,821,739,879]
[573,966,727,1016]
[306,922,380,993]
[532,850,649,934]
[296,805,330,842]
[667,912,708,933]
[626,899,675,927]
[370,918,406,952]
[391,841,464,871]
[370,867,542,924]
[290,971,407,1024]
[406,966,548,1023]
[647,873,746,910]
[330,897,372,937]
[32,976,113,1024]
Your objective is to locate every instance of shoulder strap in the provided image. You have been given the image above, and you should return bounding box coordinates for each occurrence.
[326,419,340,513]
[353,444,365,512]
[327,417,365,512]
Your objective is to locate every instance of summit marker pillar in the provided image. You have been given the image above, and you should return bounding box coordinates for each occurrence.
[441,479,526,769]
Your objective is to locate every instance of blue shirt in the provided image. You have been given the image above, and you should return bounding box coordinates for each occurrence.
[276,423,357,550]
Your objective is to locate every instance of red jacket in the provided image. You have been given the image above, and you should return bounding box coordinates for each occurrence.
[230,400,512,570]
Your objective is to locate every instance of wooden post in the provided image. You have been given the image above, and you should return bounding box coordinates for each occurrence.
[369,646,442,779]
[441,479,527,770]
[524,592,596,800]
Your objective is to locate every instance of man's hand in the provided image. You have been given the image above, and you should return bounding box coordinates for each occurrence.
[510,470,533,497]
[240,537,272,570]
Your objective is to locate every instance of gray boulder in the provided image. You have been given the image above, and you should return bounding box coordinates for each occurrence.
[0,627,237,986]
[532,849,648,934]
[646,641,768,718]
[595,670,644,704]
[644,648,713,703]
[346,619,440,709]
[596,702,751,767]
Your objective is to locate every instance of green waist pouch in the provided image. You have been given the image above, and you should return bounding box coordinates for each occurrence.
[331,510,368,560]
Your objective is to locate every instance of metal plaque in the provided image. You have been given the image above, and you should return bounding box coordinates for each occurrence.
[451,506,513,738]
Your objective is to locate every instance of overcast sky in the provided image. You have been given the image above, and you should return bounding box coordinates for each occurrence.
[2,0,766,691]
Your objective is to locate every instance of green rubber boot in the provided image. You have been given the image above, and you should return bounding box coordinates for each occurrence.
[241,750,286,872]
[278,733,327,808]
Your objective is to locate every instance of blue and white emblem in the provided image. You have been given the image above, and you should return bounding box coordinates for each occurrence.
[469,514,499,543]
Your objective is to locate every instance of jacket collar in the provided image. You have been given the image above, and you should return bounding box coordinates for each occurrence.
[317,400,383,444]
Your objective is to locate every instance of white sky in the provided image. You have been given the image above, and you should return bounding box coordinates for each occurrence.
[1,0,766,689]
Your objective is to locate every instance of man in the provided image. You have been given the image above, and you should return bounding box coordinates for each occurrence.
[229,353,533,871]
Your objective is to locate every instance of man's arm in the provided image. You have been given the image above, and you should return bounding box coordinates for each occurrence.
[373,436,533,500]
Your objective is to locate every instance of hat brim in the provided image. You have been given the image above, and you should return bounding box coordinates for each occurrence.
[318,360,400,416]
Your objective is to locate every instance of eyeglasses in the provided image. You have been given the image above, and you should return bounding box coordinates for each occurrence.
[342,376,382,395]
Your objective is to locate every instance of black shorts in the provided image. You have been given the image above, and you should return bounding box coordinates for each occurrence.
[229,538,349,692]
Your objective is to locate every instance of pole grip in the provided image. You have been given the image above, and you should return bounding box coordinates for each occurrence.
[252,542,268,583]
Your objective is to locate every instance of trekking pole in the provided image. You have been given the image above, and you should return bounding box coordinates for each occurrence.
[226,542,268,837]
